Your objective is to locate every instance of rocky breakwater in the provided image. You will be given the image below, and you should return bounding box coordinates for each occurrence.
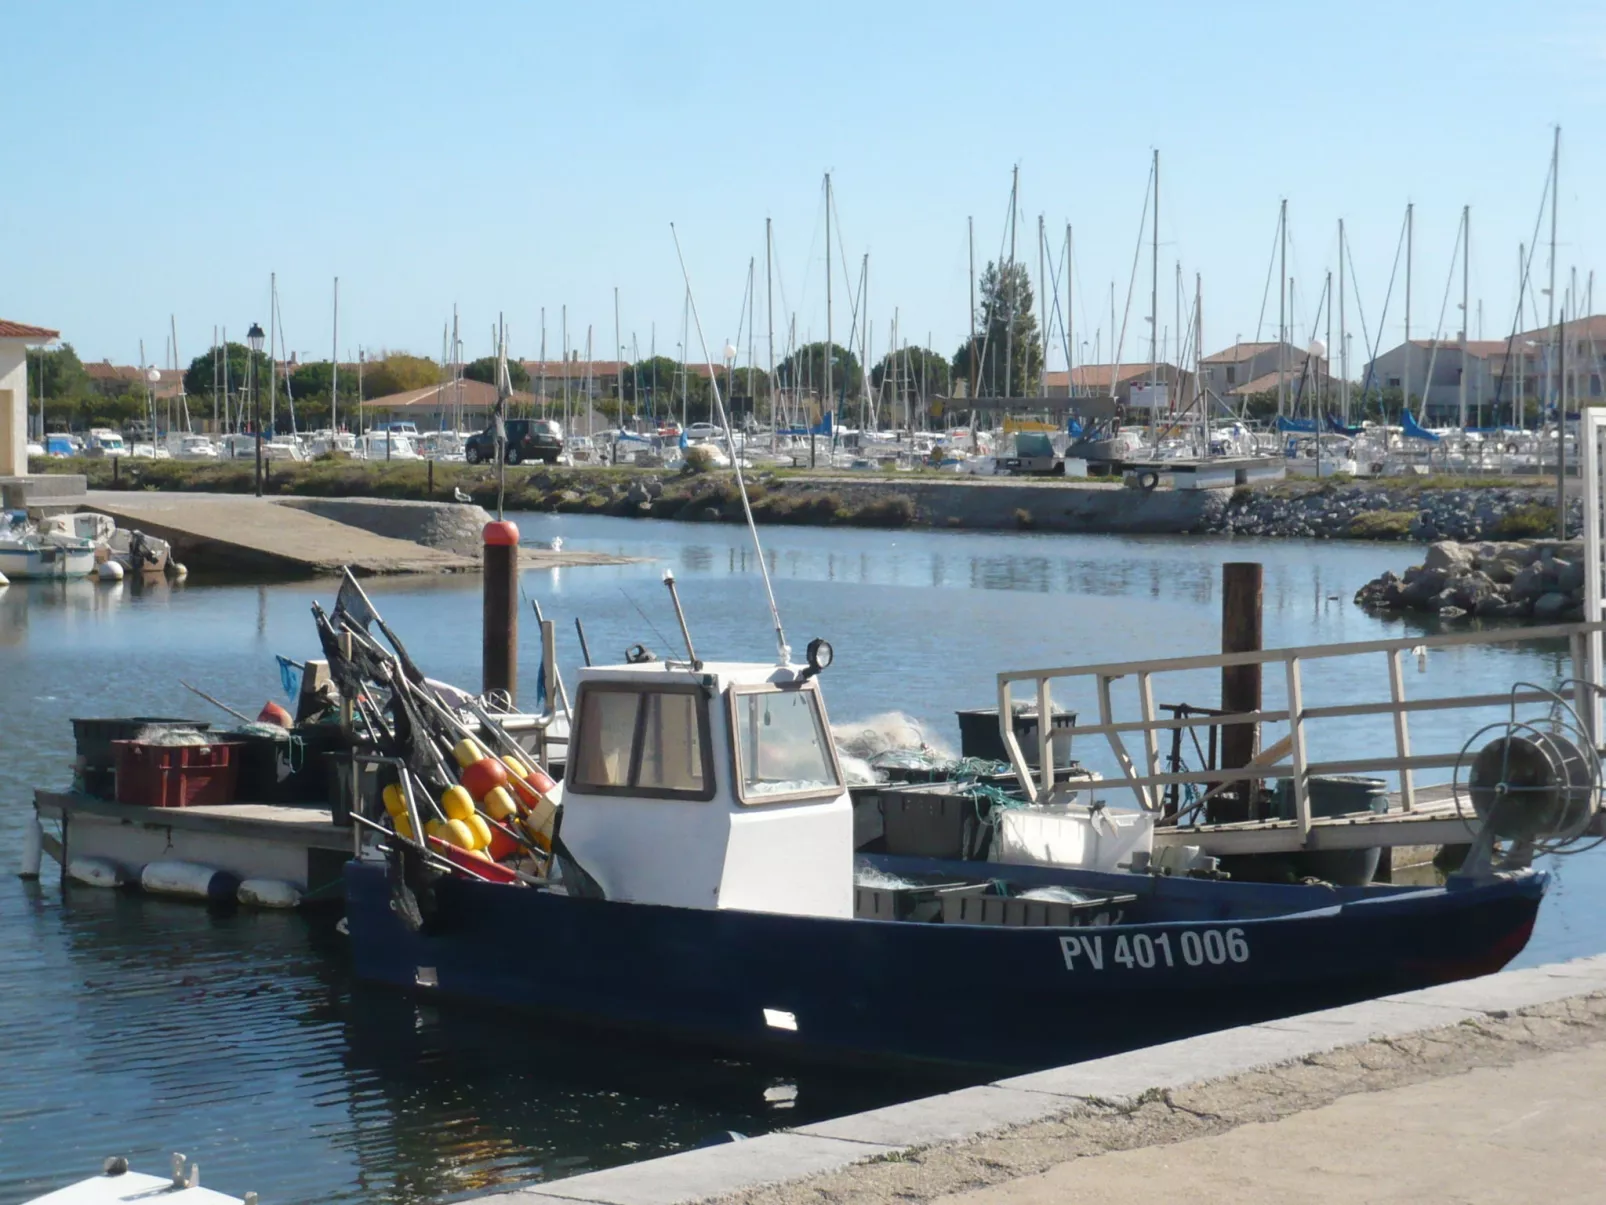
[1354,539,1587,621]
[1213,483,1581,541]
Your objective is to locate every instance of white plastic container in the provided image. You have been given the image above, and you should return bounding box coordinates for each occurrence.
[991,804,1154,872]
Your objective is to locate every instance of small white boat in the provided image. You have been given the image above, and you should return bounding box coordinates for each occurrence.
[168,434,219,460]
[21,1152,251,1205]
[0,536,97,579]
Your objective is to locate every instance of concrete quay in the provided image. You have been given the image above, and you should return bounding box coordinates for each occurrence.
[78,491,632,576]
[475,957,1606,1205]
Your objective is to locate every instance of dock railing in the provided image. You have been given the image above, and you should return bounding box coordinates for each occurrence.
[997,621,1606,849]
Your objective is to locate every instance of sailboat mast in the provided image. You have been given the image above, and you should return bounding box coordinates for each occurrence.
[268,274,277,436]
[1549,126,1562,537]
[331,277,339,434]
[614,286,623,425]
[1038,213,1047,397]
[1150,150,1159,404]
[1278,199,1287,418]
[1004,164,1018,400]
[967,215,977,400]
[539,308,547,421]
[1460,205,1470,428]
[1404,203,1413,420]
[766,217,776,449]
[824,172,833,428]
[1338,219,1348,423]
[1065,223,1074,396]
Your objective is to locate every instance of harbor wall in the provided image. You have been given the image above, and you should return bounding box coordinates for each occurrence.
[277,497,492,556]
[30,456,1582,541]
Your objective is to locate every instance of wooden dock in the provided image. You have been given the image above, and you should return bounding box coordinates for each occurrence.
[1151,783,1474,855]
[34,791,355,899]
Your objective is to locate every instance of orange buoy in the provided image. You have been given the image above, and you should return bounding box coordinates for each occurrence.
[258,701,293,728]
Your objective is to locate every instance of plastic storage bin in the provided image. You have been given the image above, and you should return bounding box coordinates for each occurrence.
[113,740,240,808]
[73,717,212,799]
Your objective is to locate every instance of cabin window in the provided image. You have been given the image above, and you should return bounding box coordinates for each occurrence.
[730,686,841,804]
[570,684,715,800]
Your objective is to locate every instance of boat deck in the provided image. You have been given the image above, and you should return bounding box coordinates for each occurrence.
[1153,782,1475,855]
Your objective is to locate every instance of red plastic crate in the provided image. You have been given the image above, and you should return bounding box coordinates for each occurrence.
[112,740,241,808]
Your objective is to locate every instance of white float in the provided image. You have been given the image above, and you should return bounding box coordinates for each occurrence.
[66,857,125,888]
[140,861,239,902]
[95,560,124,582]
[237,879,301,909]
[20,811,42,878]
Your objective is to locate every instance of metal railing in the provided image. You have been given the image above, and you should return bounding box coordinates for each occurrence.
[997,621,1606,847]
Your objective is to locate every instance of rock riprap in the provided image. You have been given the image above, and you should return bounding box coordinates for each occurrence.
[1354,538,1587,620]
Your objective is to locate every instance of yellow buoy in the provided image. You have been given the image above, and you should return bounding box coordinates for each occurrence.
[481,785,517,821]
[502,756,529,781]
[444,819,477,850]
[393,813,415,841]
[425,818,448,843]
[382,784,406,816]
[465,813,493,850]
[441,785,475,821]
[453,737,486,768]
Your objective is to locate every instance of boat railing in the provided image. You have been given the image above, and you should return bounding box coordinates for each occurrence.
[996,620,1606,847]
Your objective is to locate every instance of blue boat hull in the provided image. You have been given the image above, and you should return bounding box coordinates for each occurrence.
[343,858,1546,1073]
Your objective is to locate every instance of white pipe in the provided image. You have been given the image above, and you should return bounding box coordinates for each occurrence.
[19,810,42,878]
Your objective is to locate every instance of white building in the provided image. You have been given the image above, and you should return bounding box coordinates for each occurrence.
[0,320,59,477]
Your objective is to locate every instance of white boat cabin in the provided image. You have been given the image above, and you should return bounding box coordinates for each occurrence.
[559,659,853,919]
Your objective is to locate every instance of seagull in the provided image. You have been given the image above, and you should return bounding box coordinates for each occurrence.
[452,486,472,503]
[550,536,563,552]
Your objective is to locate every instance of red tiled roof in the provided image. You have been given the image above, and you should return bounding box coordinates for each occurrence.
[0,319,60,339]
[1047,363,1168,389]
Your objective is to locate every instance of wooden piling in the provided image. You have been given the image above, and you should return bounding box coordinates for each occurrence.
[483,520,519,703]
[1216,561,1263,823]
[428,459,435,498]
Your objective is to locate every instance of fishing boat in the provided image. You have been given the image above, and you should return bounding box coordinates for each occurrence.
[334,247,1593,1072]
[338,609,1570,1073]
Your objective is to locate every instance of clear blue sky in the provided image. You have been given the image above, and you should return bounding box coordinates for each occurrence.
[5,0,1602,375]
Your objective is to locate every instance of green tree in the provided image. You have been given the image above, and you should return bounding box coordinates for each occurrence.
[951,261,1042,398]
[871,346,952,412]
[775,341,862,405]
[26,343,93,403]
[184,343,273,404]
[288,361,362,408]
[463,356,531,391]
[362,352,441,398]
[619,356,708,418]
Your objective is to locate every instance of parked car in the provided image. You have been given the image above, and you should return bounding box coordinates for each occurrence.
[465,418,563,465]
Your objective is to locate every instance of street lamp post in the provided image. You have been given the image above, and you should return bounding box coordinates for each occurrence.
[248,323,266,496]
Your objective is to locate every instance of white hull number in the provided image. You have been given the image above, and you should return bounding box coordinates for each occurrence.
[1061,928,1249,971]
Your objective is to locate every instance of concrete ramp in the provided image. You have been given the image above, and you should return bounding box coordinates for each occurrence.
[82,491,479,575]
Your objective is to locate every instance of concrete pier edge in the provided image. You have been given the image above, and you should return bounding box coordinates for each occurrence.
[472,955,1606,1205]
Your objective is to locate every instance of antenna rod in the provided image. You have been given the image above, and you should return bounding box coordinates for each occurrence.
[662,570,699,668]
[670,222,791,665]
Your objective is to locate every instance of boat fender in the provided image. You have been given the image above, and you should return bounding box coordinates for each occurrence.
[67,856,125,888]
[140,860,240,902]
[170,562,188,580]
[96,560,125,582]
[238,878,302,909]
[0,570,9,587]
[1136,470,1160,492]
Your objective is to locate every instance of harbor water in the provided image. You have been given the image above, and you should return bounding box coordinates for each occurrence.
[3,515,1604,1204]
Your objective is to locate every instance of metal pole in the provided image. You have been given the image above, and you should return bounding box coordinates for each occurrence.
[1278,199,1287,417]
[1460,205,1470,429]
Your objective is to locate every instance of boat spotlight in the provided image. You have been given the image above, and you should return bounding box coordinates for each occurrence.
[803,638,834,679]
